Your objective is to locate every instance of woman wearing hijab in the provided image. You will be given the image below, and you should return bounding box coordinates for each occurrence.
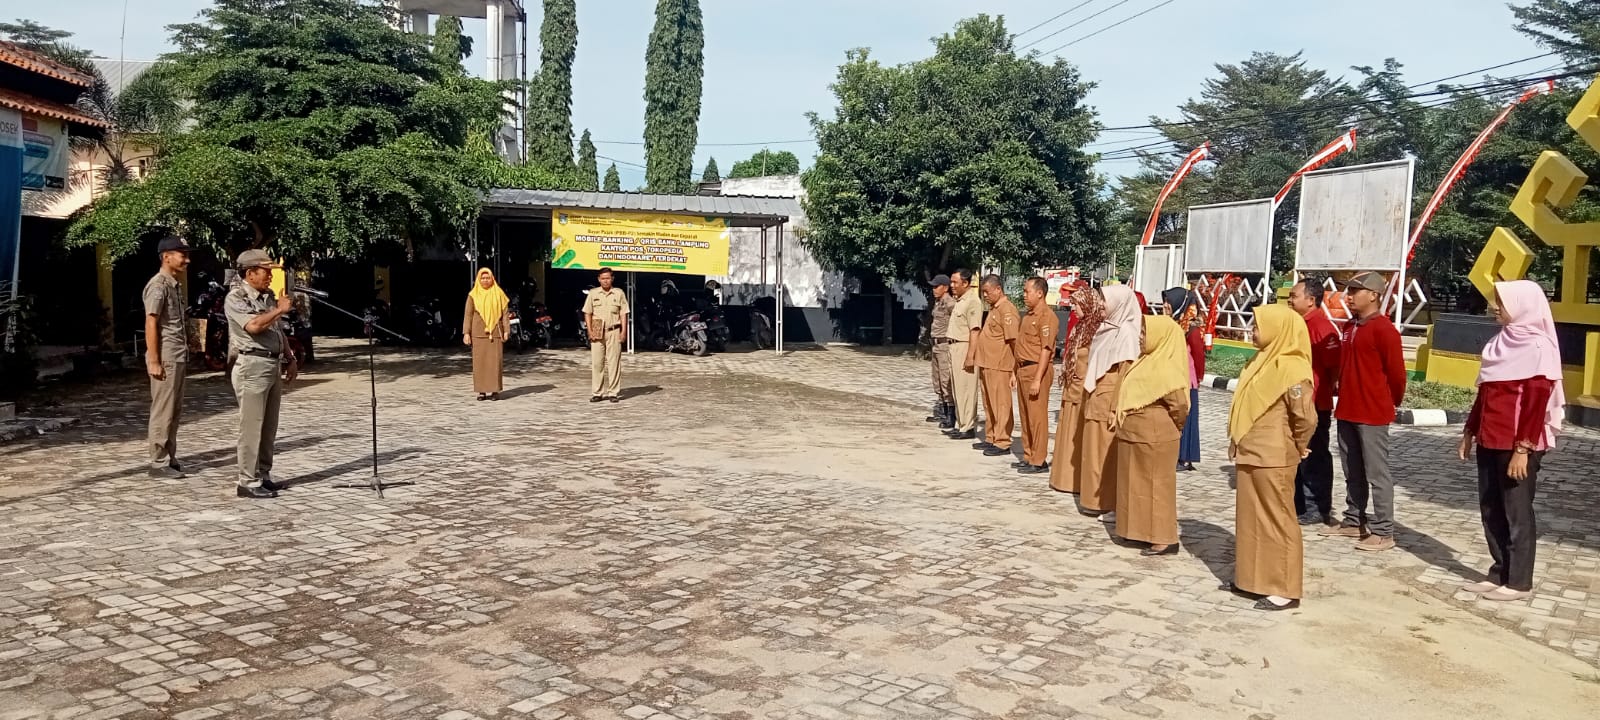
[463,268,511,401]
[1229,304,1317,610]
[1078,285,1144,519]
[1163,287,1207,471]
[1458,280,1565,602]
[1111,315,1191,556]
[1050,283,1104,494]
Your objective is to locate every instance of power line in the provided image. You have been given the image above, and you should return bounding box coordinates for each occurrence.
[596,154,647,171]
[595,138,813,147]
[1012,0,1100,38]
[1404,51,1559,89]
[1036,0,1181,55]
[1017,0,1134,52]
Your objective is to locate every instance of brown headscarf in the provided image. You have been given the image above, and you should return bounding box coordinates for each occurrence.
[1060,282,1104,387]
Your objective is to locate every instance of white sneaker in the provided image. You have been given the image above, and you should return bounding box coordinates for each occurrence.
[1482,587,1532,602]
[1461,581,1499,594]
[1099,511,1117,525]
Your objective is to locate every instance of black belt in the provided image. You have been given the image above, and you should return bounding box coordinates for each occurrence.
[239,348,281,359]
[933,337,955,344]
[1018,360,1039,367]
[607,324,622,330]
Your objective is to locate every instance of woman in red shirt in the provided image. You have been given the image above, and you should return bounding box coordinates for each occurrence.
[1163,288,1206,471]
[1458,280,1565,602]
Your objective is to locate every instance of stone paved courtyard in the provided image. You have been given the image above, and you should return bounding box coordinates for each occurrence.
[3,340,1599,720]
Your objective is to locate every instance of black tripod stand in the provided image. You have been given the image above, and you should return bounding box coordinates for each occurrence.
[295,291,408,498]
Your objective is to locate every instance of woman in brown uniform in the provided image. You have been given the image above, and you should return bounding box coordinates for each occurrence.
[1112,315,1190,556]
[1078,285,1143,519]
[463,268,511,401]
[1049,283,1105,494]
[1229,304,1316,610]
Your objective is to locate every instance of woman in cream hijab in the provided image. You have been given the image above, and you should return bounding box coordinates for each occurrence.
[463,268,511,401]
[1078,285,1144,519]
[1228,304,1317,610]
[1111,314,1191,556]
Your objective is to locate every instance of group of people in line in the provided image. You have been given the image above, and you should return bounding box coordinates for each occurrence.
[923,269,1565,610]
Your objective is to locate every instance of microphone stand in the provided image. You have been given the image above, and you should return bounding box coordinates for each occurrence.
[295,290,408,498]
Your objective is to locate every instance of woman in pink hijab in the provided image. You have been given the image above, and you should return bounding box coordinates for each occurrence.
[1457,280,1565,602]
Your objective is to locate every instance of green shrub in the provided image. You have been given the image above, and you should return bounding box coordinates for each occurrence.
[1404,380,1476,412]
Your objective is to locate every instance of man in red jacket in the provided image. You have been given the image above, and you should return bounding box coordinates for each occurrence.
[1319,272,1408,551]
[1288,279,1341,526]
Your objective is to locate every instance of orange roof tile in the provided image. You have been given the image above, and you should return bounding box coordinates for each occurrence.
[0,40,95,88]
[0,87,110,130]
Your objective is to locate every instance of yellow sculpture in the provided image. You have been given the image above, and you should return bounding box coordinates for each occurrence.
[1470,74,1600,403]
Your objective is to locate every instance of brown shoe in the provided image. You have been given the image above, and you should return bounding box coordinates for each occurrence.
[1318,522,1364,538]
[1354,534,1395,552]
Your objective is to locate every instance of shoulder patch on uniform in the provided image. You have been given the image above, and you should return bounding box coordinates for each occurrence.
[1289,384,1304,399]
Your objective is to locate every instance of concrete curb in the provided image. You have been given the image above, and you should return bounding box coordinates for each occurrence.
[0,417,80,444]
[1198,374,1465,426]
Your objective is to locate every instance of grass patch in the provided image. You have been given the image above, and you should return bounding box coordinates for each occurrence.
[1204,351,1476,412]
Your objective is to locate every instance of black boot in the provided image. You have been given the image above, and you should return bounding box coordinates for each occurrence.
[938,402,955,430]
[925,403,941,423]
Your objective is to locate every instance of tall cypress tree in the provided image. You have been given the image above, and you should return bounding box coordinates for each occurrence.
[603,163,622,192]
[643,0,704,194]
[528,0,578,173]
[701,157,719,183]
[577,129,599,190]
[431,15,472,69]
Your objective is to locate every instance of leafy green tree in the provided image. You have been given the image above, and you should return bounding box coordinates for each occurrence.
[577,129,599,190]
[603,162,622,192]
[643,0,704,193]
[1115,52,1361,270]
[728,149,799,178]
[431,15,472,67]
[65,0,524,262]
[528,0,577,174]
[700,156,719,182]
[0,18,87,59]
[1512,0,1600,70]
[803,15,1111,283]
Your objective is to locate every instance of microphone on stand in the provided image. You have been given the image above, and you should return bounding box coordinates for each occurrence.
[292,285,330,299]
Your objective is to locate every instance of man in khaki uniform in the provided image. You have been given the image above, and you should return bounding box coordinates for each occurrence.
[1014,277,1060,474]
[926,274,956,430]
[583,268,629,403]
[143,236,191,479]
[974,274,1021,457]
[943,269,983,441]
[225,250,298,500]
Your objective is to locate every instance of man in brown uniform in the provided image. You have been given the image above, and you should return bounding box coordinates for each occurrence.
[1014,277,1060,474]
[143,236,191,479]
[974,274,1021,457]
[925,274,956,430]
[944,269,983,441]
[583,267,629,403]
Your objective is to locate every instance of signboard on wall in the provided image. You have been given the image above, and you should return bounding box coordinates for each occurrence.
[1,109,23,350]
[18,114,68,191]
[1295,159,1415,271]
[1183,198,1275,274]
[551,210,731,276]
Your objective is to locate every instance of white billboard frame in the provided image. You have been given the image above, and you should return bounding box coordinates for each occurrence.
[1131,244,1185,295]
[1292,158,1422,331]
[1182,198,1275,275]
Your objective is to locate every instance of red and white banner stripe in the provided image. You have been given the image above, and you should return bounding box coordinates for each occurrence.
[1273,128,1358,208]
[1140,142,1211,246]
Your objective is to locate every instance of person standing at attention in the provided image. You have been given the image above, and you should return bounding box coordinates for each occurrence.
[1319,272,1407,551]
[1459,280,1565,602]
[1162,287,1205,471]
[926,274,957,431]
[1078,284,1143,521]
[583,268,629,403]
[143,236,192,479]
[1049,283,1103,493]
[226,250,298,500]
[944,269,983,441]
[1287,278,1342,526]
[1014,277,1060,474]
[1111,314,1190,556]
[973,275,1021,457]
[1229,304,1317,611]
[463,268,510,401]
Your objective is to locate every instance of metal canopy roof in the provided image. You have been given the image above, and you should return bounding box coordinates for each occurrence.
[483,188,799,227]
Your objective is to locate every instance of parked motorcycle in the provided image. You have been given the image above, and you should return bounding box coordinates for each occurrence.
[750,296,777,350]
[405,297,455,346]
[662,311,711,356]
[189,274,230,371]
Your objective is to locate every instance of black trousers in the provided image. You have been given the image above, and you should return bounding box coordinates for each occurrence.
[1477,448,1541,592]
[1293,410,1334,516]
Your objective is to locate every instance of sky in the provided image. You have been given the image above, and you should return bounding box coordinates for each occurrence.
[21,0,1550,189]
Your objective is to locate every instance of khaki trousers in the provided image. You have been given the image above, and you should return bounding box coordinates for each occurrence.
[1236,464,1304,599]
[980,367,1015,450]
[949,341,979,432]
[148,361,185,468]
[591,325,624,398]
[930,343,953,404]
[232,355,282,489]
[1016,363,1053,465]
[1114,438,1180,546]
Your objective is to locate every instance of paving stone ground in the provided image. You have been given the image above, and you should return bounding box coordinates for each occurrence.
[3,340,1599,720]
